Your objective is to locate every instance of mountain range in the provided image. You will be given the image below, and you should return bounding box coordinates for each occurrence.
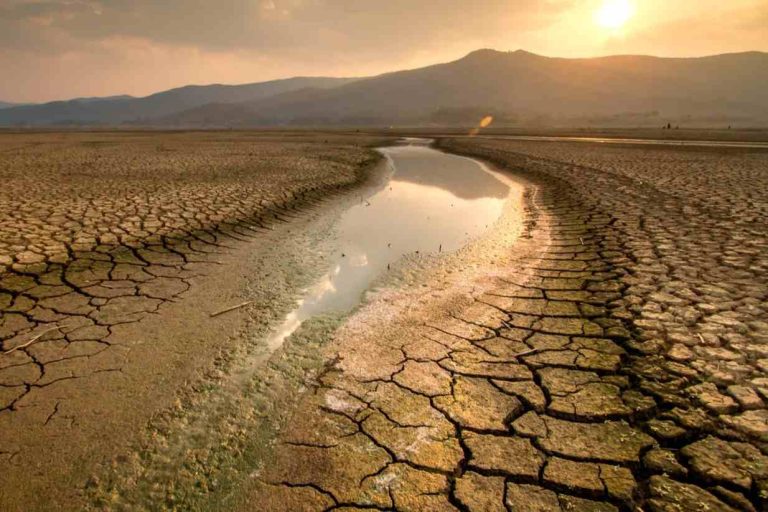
[2,50,766,127]
[0,77,357,126]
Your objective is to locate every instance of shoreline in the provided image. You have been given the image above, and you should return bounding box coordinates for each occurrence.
[86,148,397,510]
[91,142,529,510]
[206,136,766,511]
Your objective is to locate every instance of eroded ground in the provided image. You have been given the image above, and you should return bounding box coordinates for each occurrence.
[243,139,768,511]
[3,133,767,511]
[0,131,385,509]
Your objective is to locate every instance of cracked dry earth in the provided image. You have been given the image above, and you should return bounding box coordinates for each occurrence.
[245,138,768,512]
[0,131,385,509]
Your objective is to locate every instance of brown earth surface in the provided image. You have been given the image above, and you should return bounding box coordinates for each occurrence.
[2,132,767,511]
[0,131,387,510]
[241,138,768,511]
[381,128,768,144]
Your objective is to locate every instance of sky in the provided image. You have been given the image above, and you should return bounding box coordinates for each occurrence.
[2,0,767,103]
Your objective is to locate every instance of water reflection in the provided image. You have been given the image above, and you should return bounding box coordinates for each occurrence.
[392,144,508,200]
[266,144,509,350]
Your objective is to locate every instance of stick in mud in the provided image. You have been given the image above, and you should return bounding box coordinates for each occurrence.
[2,326,63,355]
[210,301,253,318]
[513,348,540,358]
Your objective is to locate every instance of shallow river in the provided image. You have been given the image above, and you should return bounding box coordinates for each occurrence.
[266,140,509,349]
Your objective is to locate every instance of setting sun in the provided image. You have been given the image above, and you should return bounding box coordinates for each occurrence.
[595,0,635,29]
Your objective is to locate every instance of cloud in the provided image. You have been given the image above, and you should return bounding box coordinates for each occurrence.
[2,0,567,54]
[0,0,766,102]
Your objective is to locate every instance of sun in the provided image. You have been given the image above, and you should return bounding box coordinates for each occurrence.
[595,0,635,29]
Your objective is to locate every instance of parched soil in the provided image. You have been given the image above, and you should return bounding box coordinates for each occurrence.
[243,138,768,511]
[392,127,768,144]
[0,131,385,510]
[3,132,767,511]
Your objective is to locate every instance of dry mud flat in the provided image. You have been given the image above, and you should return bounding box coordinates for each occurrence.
[0,131,387,510]
[2,132,767,512]
[245,139,768,511]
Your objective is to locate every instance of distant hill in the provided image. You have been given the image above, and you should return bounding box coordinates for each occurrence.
[69,95,135,104]
[161,49,768,127]
[0,101,27,110]
[3,50,767,127]
[0,77,358,126]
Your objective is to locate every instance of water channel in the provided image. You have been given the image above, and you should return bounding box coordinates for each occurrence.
[266,140,510,349]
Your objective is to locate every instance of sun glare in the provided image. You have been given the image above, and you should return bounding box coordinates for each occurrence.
[595,0,634,29]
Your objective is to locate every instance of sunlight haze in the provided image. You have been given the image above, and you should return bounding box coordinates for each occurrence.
[1,0,767,102]
[595,0,635,29]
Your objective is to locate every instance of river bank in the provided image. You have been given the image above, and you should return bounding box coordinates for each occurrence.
[218,136,767,512]
[86,139,525,510]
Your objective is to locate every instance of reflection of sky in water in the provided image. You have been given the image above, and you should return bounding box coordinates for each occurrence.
[267,144,509,350]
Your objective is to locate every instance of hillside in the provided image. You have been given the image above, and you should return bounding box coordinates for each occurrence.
[0,77,357,126]
[3,50,767,127]
[164,50,768,127]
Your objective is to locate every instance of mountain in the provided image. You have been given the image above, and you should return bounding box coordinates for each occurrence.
[0,77,358,126]
[69,95,134,104]
[160,49,768,127]
[0,101,27,110]
[3,50,767,127]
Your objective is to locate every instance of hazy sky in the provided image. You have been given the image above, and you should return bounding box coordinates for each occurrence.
[2,0,767,102]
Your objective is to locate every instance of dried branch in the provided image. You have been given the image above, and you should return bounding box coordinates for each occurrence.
[210,301,253,318]
[2,326,63,355]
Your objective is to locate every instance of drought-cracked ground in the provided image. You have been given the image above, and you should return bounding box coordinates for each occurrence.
[0,131,385,509]
[0,131,381,409]
[2,133,767,511]
[243,138,768,511]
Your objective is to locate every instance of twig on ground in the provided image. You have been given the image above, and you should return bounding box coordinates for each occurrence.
[513,347,540,358]
[2,326,63,355]
[210,301,253,318]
